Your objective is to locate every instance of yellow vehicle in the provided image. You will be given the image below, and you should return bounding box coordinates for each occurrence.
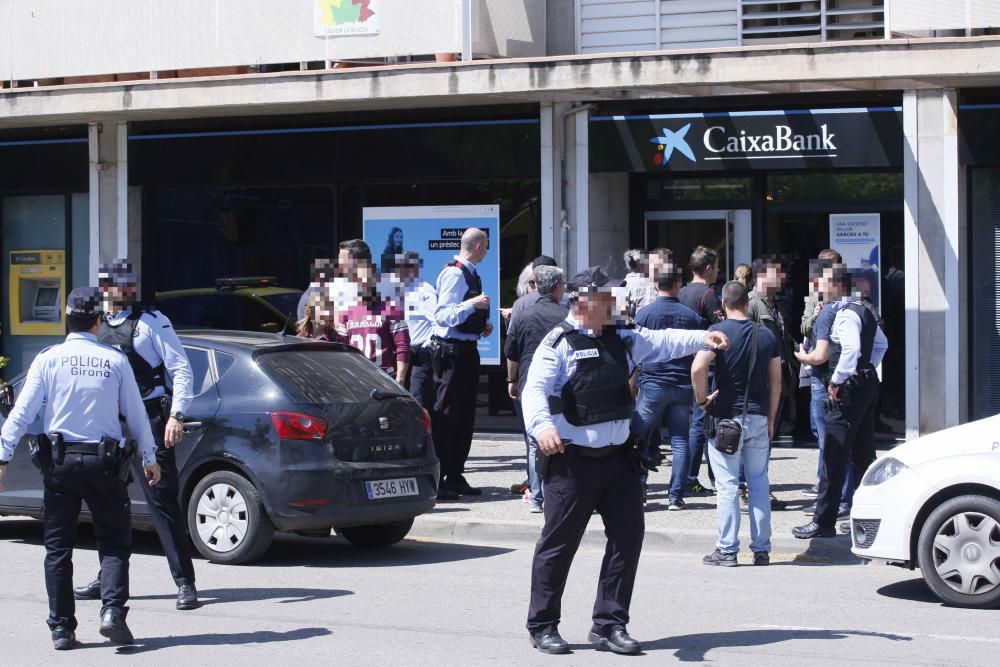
[156,277,302,334]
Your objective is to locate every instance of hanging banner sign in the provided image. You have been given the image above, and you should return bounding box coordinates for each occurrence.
[314,0,380,37]
[590,107,903,172]
[363,205,501,365]
[830,213,881,311]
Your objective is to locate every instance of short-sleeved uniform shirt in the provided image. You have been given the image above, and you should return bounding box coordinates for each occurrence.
[708,319,779,418]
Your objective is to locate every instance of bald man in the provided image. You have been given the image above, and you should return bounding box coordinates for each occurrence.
[430,227,492,499]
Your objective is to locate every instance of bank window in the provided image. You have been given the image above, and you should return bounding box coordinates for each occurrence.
[645,177,751,202]
[767,173,902,203]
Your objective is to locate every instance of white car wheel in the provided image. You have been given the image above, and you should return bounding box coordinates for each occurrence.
[187,470,275,564]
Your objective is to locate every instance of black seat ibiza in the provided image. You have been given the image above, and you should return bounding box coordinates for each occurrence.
[0,331,439,564]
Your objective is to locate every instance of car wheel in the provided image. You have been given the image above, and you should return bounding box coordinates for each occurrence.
[917,495,1000,609]
[339,518,414,548]
[187,470,275,564]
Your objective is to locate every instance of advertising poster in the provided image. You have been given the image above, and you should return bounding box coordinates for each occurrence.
[830,213,881,311]
[363,205,501,365]
[314,0,380,37]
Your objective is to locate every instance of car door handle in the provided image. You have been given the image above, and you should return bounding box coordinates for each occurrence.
[182,421,203,432]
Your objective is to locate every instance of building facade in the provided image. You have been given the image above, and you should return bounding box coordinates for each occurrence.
[1,0,998,438]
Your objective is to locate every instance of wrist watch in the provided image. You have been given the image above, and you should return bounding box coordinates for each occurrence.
[0,459,8,467]
[171,411,184,421]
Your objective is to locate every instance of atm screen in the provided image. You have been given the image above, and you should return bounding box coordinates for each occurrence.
[34,287,59,307]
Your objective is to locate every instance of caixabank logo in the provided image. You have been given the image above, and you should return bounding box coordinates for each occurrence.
[649,122,838,166]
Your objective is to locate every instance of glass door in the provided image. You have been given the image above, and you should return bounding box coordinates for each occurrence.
[644,209,751,279]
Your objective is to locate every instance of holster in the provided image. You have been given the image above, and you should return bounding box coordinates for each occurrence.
[48,432,66,466]
[427,339,445,377]
[625,434,644,476]
[117,440,138,483]
[532,438,551,480]
[29,434,53,472]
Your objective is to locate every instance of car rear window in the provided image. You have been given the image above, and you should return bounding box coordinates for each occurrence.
[256,349,403,404]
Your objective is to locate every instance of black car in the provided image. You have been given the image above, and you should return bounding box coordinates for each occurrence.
[0,331,438,564]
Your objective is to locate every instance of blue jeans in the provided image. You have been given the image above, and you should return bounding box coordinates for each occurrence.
[513,398,543,506]
[632,380,693,500]
[810,377,855,506]
[707,413,772,554]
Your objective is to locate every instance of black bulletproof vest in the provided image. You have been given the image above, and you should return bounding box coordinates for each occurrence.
[98,308,167,398]
[449,260,488,335]
[822,301,878,386]
[548,322,634,426]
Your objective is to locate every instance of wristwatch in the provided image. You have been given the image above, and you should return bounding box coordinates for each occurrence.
[0,459,8,467]
[171,411,184,421]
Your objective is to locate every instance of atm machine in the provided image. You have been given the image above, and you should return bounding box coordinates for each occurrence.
[9,250,66,336]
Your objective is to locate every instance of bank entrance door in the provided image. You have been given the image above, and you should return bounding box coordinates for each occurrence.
[644,209,752,279]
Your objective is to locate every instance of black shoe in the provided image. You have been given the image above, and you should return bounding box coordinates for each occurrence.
[753,551,770,566]
[99,608,135,645]
[73,578,101,600]
[436,486,460,501]
[530,632,570,655]
[176,584,199,610]
[838,505,851,520]
[702,548,738,567]
[51,627,76,651]
[802,485,819,497]
[792,522,836,539]
[445,474,482,496]
[589,628,642,655]
[769,493,787,511]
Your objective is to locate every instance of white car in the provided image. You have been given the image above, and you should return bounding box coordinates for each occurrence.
[851,415,1000,608]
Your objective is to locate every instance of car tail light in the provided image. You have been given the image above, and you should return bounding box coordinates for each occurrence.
[421,408,432,434]
[269,411,327,441]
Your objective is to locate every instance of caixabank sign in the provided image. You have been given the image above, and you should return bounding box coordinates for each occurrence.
[590,107,903,172]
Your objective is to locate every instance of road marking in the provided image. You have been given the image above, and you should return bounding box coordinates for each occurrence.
[742,624,1000,645]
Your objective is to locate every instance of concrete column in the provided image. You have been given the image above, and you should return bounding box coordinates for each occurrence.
[87,121,132,284]
[589,173,629,276]
[902,89,964,437]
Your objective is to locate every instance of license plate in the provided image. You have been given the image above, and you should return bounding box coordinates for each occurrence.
[365,477,419,500]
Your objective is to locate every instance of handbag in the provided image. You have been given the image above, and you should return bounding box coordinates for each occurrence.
[712,322,758,456]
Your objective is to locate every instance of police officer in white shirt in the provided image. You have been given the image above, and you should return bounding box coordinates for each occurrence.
[73,260,199,611]
[0,287,160,650]
[398,251,437,411]
[522,268,728,655]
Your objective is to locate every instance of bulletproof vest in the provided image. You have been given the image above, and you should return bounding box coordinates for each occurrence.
[821,301,878,386]
[548,322,634,426]
[98,308,167,398]
[449,260,488,335]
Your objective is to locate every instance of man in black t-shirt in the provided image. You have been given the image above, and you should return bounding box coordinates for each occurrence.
[692,281,782,567]
[678,246,725,493]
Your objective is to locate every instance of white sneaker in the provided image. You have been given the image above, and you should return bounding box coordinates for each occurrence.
[528,502,544,513]
[522,491,531,503]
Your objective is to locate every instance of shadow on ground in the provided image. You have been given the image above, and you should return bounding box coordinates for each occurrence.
[108,627,332,654]
[640,627,911,661]
[131,587,353,605]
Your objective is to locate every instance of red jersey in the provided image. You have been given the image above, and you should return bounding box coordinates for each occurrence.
[334,298,411,376]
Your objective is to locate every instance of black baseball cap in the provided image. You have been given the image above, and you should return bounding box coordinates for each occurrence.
[531,255,558,269]
[65,287,103,316]
[567,266,621,291]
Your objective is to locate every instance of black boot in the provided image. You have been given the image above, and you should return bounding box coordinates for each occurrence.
[99,608,135,645]
[177,584,199,610]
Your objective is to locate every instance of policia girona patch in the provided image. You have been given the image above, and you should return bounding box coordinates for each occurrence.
[58,355,113,378]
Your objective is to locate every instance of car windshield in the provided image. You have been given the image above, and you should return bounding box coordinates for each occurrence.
[260,292,303,320]
[256,348,404,404]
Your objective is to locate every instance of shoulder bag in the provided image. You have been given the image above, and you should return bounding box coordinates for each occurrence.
[712,322,758,456]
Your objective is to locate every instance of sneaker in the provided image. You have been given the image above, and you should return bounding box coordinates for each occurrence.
[770,493,787,511]
[703,548,738,567]
[753,551,770,566]
[802,484,819,497]
[528,501,544,514]
[510,480,528,495]
[522,491,531,503]
[667,498,685,511]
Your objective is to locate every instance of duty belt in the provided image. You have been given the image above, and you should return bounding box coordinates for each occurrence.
[64,442,100,455]
[566,443,624,460]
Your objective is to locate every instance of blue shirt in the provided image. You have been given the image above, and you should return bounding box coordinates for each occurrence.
[522,316,707,447]
[635,296,703,388]
[432,255,485,341]
[403,278,437,348]
[0,333,158,465]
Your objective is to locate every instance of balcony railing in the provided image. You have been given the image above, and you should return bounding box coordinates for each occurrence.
[0,0,545,89]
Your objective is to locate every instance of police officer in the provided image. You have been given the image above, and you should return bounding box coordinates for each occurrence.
[793,261,887,539]
[522,268,728,655]
[431,227,492,499]
[0,287,161,650]
[73,260,199,610]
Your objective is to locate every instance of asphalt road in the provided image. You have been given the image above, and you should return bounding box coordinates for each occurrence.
[0,517,995,665]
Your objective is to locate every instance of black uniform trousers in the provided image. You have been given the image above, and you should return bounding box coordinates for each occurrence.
[434,340,480,480]
[814,375,879,527]
[407,345,436,413]
[527,446,644,636]
[45,452,132,631]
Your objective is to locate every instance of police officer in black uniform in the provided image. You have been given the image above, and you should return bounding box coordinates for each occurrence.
[793,262,888,538]
[521,268,728,655]
[0,288,161,649]
[73,260,199,609]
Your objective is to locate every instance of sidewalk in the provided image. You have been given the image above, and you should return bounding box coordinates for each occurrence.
[410,436,861,564]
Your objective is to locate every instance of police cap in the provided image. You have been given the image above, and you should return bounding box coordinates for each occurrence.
[65,287,103,317]
[531,255,558,269]
[566,266,622,291]
[97,258,136,286]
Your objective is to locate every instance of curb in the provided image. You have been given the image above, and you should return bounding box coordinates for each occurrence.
[410,515,860,564]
